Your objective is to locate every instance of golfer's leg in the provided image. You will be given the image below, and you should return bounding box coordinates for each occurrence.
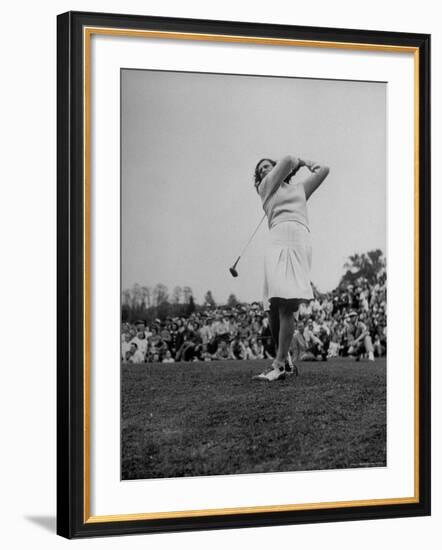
[268,299,280,355]
[276,304,295,364]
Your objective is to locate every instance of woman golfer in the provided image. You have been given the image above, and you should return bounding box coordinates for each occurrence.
[253,155,330,381]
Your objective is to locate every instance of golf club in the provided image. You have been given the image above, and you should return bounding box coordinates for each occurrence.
[229,213,266,277]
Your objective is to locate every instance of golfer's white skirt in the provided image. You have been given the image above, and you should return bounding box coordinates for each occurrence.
[263,221,314,309]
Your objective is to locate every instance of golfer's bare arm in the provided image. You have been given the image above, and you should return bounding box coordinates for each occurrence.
[299,160,330,200]
[261,155,300,199]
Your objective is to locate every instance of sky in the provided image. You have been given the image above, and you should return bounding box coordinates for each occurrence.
[121,69,386,305]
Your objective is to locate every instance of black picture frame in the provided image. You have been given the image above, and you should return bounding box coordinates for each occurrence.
[57,10,431,539]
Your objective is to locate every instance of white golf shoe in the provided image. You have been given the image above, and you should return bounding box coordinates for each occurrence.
[253,363,286,381]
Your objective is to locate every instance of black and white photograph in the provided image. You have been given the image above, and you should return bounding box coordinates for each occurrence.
[120,69,387,480]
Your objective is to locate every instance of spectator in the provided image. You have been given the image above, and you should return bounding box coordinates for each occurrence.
[160,324,172,347]
[199,318,214,345]
[229,336,246,360]
[347,312,375,361]
[228,315,239,339]
[260,316,275,358]
[215,340,230,360]
[131,329,148,358]
[169,322,180,357]
[175,330,201,362]
[121,333,132,361]
[315,326,330,360]
[215,315,231,343]
[250,337,264,359]
[121,270,386,363]
[200,344,213,362]
[328,320,341,358]
[290,321,311,361]
[127,343,145,364]
[242,342,253,359]
[162,350,175,363]
[291,321,328,361]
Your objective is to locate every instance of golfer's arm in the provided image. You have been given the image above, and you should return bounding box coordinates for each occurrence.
[263,155,299,197]
[301,160,330,200]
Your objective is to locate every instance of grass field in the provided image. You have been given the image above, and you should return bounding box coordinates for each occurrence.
[121,358,386,480]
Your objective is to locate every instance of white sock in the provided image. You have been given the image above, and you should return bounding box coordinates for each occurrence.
[272,359,285,370]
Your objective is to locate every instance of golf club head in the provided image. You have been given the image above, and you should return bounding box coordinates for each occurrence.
[229,266,239,278]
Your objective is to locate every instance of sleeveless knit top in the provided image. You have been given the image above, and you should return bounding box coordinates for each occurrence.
[257,157,309,231]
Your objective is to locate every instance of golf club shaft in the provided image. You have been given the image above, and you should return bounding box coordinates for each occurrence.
[238,213,266,258]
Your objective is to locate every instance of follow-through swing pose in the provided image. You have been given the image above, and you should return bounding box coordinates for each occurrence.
[253,156,330,381]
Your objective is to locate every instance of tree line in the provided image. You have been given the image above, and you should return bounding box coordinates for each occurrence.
[121,284,240,324]
[122,249,385,323]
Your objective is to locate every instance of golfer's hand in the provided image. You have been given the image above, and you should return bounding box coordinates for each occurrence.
[302,159,322,173]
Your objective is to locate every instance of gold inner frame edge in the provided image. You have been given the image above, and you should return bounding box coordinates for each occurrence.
[82,26,420,523]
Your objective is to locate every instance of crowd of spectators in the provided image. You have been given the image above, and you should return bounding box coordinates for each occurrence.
[121,271,386,364]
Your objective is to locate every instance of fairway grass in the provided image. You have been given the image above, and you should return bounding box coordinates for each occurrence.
[121,358,386,480]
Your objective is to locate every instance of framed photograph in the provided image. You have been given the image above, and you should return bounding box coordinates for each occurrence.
[57,11,431,538]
